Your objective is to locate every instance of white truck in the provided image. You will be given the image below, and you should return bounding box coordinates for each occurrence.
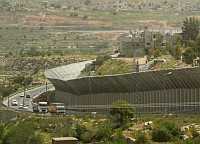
[49,103,66,114]
[38,102,48,113]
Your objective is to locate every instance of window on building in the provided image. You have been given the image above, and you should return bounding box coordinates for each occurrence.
[147,43,150,45]
[132,44,135,46]
[136,43,139,46]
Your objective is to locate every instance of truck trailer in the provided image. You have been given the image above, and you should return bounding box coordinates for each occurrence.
[49,103,66,114]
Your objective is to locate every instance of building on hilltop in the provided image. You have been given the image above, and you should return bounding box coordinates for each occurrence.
[119,29,181,57]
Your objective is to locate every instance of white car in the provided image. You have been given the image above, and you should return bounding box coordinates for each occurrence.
[19,104,23,109]
[19,93,24,97]
[23,105,28,110]
[24,102,29,106]
[12,99,18,106]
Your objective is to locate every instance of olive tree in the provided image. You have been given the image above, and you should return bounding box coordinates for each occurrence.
[109,100,135,128]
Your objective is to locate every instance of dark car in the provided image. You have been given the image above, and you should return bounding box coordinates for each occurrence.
[26,93,31,98]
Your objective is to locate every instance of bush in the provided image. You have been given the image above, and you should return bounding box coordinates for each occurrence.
[75,123,87,140]
[2,123,43,144]
[190,128,199,138]
[95,123,112,141]
[152,125,172,142]
[152,121,181,142]
[83,15,88,20]
[136,130,150,144]
[113,128,127,144]
[81,132,92,143]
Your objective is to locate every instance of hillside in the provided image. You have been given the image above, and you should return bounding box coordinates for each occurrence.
[2,111,200,144]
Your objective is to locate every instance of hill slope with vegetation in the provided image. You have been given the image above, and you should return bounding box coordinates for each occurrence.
[1,100,200,144]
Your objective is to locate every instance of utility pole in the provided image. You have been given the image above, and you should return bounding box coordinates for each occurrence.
[23,75,26,106]
[163,72,172,115]
[45,81,48,104]
[88,65,92,112]
[135,61,140,123]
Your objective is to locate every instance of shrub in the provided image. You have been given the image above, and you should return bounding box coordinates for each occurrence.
[81,132,92,143]
[152,120,181,142]
[190,128,199,138]
[136,130,150,144]
[152,125,172,142]
[83,15,88,20]
[113,128,126,144]
[2,123,43,144]
[95,123,112,141]
[75,123,87,140]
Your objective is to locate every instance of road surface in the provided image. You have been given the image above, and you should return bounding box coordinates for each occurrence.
[3,84,54,112]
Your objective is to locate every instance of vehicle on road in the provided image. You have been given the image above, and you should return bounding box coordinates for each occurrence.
[24,102,29,106]
[19,93,24,97]
[49,103,66,114]
[32,103,39,113]
[23,105,28,110]
[19,104,23,109]
[38,102,48,113]
[12,99,18,106]
[56,105,66,114]
[26,93,31,98]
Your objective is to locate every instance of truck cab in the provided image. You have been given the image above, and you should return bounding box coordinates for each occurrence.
[56,105,66,114]
[49,103,66,114]
[38,102,48,113]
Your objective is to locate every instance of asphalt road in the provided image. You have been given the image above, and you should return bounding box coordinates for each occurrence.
[3,84,54,112]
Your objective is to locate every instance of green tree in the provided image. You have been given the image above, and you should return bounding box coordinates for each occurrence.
[166,42,173,55]
[187,39,195,47]
[13,75,25,85]
[25,76,33,85]
[2,84,13,97]
[172,41,183,60]
[94,55,111,66]
[182,48,197,64]
[195,33,200,58]
[12,84,21,92]
[109,100,135,127]
[182,17,199,46]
